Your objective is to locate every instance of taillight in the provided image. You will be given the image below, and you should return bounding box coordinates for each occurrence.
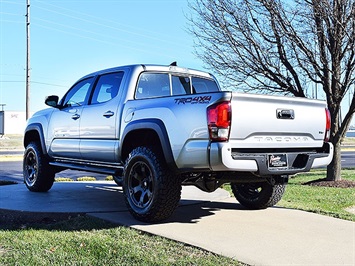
[324,108,331,142]
[207,101,231,142]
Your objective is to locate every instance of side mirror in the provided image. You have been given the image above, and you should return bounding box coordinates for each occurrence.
[45,95,59,108]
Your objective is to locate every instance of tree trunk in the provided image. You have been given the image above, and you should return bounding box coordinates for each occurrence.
[326,141,342,181]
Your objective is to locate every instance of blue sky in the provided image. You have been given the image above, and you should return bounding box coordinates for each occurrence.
[0,0,203,112]
[1,0,354,127]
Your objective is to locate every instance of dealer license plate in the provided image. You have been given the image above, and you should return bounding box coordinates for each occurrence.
[268,154,288,168]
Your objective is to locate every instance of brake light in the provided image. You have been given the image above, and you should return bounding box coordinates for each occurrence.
[324,108,331,142]
[207,101,231,141]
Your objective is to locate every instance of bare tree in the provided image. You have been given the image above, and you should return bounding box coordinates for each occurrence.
[188,0,355,181]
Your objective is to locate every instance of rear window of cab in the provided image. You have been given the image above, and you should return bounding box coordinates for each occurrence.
[135,72,219,99]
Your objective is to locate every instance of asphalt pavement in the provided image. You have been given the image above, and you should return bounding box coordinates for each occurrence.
[0,181,354,266]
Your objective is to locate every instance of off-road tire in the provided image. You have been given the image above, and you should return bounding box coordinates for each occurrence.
[23,141,55,192]
[123,146,181,222]
[231,182,286,209]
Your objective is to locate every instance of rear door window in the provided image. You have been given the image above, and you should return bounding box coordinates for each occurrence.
[172,76,191,95]
[91,72,124,104]
[136,73,170,99]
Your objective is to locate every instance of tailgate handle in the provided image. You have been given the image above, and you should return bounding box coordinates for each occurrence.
[277,109,294,119]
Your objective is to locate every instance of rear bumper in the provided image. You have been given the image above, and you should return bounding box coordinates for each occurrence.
[209,142,333,176]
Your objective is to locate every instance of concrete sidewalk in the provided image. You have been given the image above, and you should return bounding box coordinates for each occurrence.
[0,181,354,266]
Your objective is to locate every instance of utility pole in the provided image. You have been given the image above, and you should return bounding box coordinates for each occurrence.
[26,0,30,120]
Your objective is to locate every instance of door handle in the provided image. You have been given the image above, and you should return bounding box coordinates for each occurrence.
[71,114,80,120]
[103,111,114,118]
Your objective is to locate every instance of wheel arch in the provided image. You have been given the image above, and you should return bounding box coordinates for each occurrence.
[120,119,177,170]
[24,123,47,155]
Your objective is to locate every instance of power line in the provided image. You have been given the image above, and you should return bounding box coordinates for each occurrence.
[0,80,23,83]
[0,11,22,16]
[31,81,67,87]
[0,19,24,24]
[34,0,190,49]
[31,22,179,61]
[32,18,132,43]
[0,1,23,5]
[31,18,181,56]
[0,80,68,88]
[0,0,193,64]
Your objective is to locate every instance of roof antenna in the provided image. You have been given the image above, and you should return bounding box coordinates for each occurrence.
[170,61,177,66]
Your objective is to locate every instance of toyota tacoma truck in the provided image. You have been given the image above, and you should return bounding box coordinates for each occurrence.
[23,63,333,222]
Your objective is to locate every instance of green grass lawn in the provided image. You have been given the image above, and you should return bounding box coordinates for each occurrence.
[278,169,355,221]
[0,216,241,266]
[223,169,355,221]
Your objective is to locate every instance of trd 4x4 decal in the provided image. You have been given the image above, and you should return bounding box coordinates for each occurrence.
[174,96,212,105]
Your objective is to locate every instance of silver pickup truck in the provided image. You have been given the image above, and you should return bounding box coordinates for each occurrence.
[23,63,333,222]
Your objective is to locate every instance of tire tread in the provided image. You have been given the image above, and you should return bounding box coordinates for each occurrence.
[231,182,286,209]
[123,146,181,222]
[23,141,54,192]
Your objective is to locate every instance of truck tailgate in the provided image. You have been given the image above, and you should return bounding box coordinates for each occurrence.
[229,92,328,149]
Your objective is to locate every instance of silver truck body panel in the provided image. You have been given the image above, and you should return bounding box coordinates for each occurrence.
[122,95,210,165]
[229,92,327,148]
[25,64,333,177]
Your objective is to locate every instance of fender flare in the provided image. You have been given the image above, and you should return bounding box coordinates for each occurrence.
[121,119,176,169]
[24,123,47,155]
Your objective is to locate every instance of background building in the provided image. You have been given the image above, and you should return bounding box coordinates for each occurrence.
[0,111,29,135]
